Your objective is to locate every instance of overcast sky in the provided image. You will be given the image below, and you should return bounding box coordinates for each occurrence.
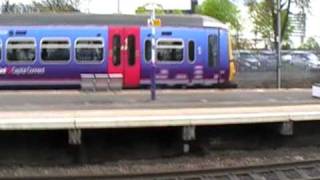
[6,0,320,43]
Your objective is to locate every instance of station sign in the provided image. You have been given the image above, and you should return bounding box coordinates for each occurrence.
[149,18,162,27]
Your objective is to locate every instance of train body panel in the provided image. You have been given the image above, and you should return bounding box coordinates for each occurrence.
[140,27,202,85]
[0,26,108,85]
[218,28,230,83]
[0,14,235,88]
[139,27,230,86]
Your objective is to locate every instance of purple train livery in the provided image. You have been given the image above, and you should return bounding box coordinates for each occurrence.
[0,14,236,88]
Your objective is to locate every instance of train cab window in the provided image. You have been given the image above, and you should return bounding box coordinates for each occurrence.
[127,35,136,66]
[7,39,36,63]
[112,35,121,66]
[156,39,184,62]
[208,35,219,67]
[188,41,195,63]
[145,40,151,62]
[41,39,70,62]
[76,39,104,63]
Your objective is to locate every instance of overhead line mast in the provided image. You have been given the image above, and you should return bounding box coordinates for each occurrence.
[276,0,282,89]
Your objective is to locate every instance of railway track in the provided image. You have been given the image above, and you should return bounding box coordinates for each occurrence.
[3,159,320,180]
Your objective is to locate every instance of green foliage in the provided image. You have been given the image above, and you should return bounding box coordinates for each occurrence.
[135,6,164,15]
[282,41,292,50]
[171,9,183,14]
[299,37,320,50]
[135,6,148,14]
[248,1,293,43]
[248,1,273,41]
[135,6,183,15]
[198,0,241,30]
[1,0,79,14]
[32,0,80,12]
[247,0,309,49]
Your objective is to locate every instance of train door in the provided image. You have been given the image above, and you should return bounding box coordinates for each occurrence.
[205,29,220,85]
[108,26,141,88]
[208,30,220,70]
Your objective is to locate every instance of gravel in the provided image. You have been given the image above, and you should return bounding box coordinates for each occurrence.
[0,147,319,177]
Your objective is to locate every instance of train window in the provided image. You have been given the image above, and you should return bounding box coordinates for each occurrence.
[156,39,184,62]
[112,35,121,66]
[208,35,219,67]
[127,35,135,66]
[76,39,104,63]
[41,39,70,62]
[145,40,151,62]
[188,41,195,63]
[7,39,35,63]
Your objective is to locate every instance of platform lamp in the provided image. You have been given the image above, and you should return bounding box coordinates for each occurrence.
[276,0,282,89]
[145,3,162,101]
[117,0,120,14]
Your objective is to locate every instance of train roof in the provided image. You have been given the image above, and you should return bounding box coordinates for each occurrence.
[0,13,228,29]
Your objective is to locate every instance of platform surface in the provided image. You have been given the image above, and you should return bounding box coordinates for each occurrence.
[0,89,317,111]
[0,89,319,130]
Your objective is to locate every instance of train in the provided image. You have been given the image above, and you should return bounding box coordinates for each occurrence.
[0,13,236,88]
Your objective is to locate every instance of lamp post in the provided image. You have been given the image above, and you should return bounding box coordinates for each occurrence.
[151,8,157,100]
[117,0,120,14]
[276,0,282,89]
[86,0,92,13]
[146,3,162,101]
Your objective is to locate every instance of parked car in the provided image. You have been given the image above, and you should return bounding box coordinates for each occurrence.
[281,53,292,63]
[234,51,261,72]
[305,53,320,71]
[257,51,277,71]
[289,51,320,71]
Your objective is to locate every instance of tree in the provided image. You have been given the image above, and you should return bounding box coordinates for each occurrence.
[248,1,273,44]
[299,37,320,51]
[32,0,80,12]
[247,0,294,47]
[198,0,241,30]
[247,0,310,49]
[1,0,38,14]
[1,0,80,14]
[135,6,148,14]
[135,6,183,15]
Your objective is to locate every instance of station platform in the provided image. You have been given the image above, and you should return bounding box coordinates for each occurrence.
[0,89,318,130]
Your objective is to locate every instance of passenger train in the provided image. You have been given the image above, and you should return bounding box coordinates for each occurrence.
[0,14,236,88]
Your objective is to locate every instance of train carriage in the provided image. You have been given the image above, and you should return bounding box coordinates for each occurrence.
[0,14,236,88]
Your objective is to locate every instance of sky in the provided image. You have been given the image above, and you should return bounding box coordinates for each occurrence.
[79,0,199,14]
[6,0,320,44]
